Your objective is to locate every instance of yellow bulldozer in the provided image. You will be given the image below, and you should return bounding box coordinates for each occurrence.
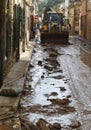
[40,10,69,44]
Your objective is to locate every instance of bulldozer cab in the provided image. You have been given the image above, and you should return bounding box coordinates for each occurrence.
[48,13,59,22]
[44,11,63,25]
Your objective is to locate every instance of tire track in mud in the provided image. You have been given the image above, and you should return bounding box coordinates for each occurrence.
[59,44,91,130]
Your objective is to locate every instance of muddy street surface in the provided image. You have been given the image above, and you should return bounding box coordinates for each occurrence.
[19,39,91,130]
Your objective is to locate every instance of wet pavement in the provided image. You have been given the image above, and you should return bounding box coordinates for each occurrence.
[19,41,82,130]
[0,36,91,130]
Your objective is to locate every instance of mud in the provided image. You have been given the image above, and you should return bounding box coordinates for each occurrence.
[20,116,81,130]
[0,125,13,130]
[48,98,70,105]
[0,118,21,130]
[2,37,91,129]
[19,42,82,130]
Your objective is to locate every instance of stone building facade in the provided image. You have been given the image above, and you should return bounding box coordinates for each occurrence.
[68,5,75,35]
[80,0,91,41]
[4,0,26,77]
[80,0,87,38]
[60,1,81,35]
[68,1,81,35]
[74,2,81,35]
[86,0,91,40]
[0,1,7,87]
[0,0,38,87]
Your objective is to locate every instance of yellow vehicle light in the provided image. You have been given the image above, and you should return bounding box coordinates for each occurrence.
[43,25,48,31]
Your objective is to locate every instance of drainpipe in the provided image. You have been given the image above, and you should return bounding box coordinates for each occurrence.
[0,1,7,87]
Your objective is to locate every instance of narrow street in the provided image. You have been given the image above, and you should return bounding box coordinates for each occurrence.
[0,0,91,130]
[18,38,91,130]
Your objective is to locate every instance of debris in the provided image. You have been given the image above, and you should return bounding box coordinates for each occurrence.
[53,122,61,129]
[44,65,53,71]
[38,61,42,66]
[48,98,70,105]
[49,123,61,130]
[41,75,44,79]
[51,75,65,79]
[20,117,38,130]
[29,64,34,68]
[37,118,50,130]
[60,87,66,91]
[67,95,71,98]
[70,121,81,129]
[50,92,58,96]
[0,88,22,97]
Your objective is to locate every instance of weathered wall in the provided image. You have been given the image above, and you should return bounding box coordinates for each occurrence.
[0,0,38,87]
[68,2,81,35]
[80,0,87,38]
[86,0,91,40]
[68,6,75,35]
[0,1,7,87]
[4,1,25,77]
[80,0,91,41]
[74,2,81,35]
[81,0,87,15]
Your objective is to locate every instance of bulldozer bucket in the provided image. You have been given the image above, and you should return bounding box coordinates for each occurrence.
[40,32,69,44]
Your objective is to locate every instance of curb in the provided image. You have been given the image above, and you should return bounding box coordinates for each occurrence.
[0,41,35,130]
[0,41,35,110]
